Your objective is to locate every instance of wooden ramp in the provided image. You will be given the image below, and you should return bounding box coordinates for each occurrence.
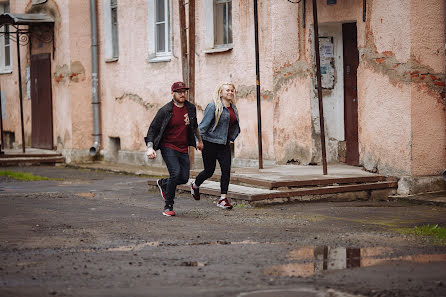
[148,165,398,204]
[0,152,65,166]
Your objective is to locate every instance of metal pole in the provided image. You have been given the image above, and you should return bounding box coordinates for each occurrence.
[253,0,263,169]
[312,0,328,175]
[16,30,25,153]
[188,0,196,168]
[89,0,101,156]
[0,83,4,155]
[178,0,188,83]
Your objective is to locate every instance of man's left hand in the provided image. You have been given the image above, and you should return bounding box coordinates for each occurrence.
[196,141,204,151]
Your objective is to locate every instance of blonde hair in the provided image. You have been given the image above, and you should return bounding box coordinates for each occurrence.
[212,82,236,131]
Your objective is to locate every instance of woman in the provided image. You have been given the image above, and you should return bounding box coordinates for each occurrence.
[190,83,240,209]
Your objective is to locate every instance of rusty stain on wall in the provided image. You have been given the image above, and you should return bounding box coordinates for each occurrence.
[115,93,157,110]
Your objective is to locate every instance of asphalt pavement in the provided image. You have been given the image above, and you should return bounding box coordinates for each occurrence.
[1,165,446,297]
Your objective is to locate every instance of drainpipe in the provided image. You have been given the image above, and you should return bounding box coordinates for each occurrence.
[89,0,101,156]
[443,0,446,181]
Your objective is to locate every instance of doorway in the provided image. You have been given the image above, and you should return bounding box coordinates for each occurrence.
[342,23,359,165]
[31,53,53,149]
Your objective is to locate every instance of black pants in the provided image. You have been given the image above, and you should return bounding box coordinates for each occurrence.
[195,140,231,194]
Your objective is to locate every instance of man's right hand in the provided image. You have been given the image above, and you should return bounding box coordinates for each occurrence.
[147,147,157,159]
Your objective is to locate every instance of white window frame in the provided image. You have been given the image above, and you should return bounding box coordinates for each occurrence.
[204,0,233,53]
[0,2,12,73]
[148,0,172,63]
[104,0,119,61]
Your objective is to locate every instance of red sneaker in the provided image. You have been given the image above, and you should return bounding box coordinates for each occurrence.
[162,206,176,216]
[190,182,200,200]
[157,179,166,201]
[217,198,233,210]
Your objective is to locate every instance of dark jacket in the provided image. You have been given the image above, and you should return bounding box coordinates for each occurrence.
[199,101,240,145]
[144,100,198,151]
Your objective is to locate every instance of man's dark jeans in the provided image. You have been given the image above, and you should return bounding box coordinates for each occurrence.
[159,147,190,207]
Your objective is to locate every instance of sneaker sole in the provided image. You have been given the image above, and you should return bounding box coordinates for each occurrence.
[190,184,200,201]
[217,204,233,210]
[156,179,166,201]
[162,212,176,216]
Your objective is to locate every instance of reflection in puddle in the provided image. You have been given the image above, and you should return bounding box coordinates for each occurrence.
[265,246,446,277]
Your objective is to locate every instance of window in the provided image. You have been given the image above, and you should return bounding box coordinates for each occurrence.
[205,0,233,52]
[214,0,232,46]
[155,0,170,54]
[104,0,119,61]
[0,1,12,73]
[148,0,171,62]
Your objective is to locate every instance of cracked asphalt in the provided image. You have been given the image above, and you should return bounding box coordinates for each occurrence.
[1,165,446,297]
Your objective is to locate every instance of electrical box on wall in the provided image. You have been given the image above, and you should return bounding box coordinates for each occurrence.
[327,0,337,4]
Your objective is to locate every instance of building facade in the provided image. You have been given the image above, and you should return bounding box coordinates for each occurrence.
[0,0,445,180]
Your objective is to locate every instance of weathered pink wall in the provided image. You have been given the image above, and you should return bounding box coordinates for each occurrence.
[410,0,446,175]
[1,0,445,178]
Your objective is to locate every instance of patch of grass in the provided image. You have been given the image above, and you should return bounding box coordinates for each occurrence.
[0,170,63,181]
[395,224,446,245]
[233,203,250,209]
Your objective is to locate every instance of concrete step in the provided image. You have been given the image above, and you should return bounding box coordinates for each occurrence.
[0,155,65,166]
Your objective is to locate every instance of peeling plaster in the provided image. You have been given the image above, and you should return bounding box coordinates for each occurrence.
[273,61,312,93]
[115,93,157,110]
[54,62,86,83]
[236,84,274,101]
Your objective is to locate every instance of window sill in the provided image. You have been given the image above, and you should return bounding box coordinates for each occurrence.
[0,69,13,74]
[148,55,172,63]
[105,57,119,63]
[204,45,233,54]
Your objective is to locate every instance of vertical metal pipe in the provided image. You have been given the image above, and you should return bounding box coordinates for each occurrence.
[178,0,188,83]
[253,0,263,169]
[188,0,195,104]
[0,83,4,154]
[303,0,306,28]
[188,0,196,168]
[312,0,327,175]
[16,31,25,153]
[89,0,101,156]
[363,0,366,22]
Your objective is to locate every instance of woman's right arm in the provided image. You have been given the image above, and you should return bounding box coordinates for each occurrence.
[198,103,215,134]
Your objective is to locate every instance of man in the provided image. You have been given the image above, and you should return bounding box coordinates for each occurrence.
[145,81,203,216]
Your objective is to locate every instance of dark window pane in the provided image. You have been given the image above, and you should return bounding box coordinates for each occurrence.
[156,23,165,52]
[111,7,119,57]
[156,0,165,22]
[228,2,232,44]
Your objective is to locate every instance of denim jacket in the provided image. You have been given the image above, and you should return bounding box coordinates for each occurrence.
[199,101,240,145]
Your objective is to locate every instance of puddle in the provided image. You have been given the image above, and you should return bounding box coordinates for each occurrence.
[265,246,446,277]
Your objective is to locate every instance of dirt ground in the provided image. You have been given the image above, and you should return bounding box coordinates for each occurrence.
[0,166,445,297]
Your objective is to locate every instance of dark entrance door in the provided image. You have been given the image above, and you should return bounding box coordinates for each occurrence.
[342,23,359,165]
[31,53,53,149]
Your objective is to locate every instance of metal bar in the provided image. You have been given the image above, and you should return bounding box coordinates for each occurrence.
[253,0,263,169]
[188,0,196,168]
[0,83,4,155]
[363,0,366,22]
[312,0,327,175]
[16,31,25,153]
[89,0,101,156]
[178,0,188,83]
[303,0,306,28]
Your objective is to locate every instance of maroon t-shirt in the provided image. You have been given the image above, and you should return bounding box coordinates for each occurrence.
[227,106,237,130]
[162,104,189,153]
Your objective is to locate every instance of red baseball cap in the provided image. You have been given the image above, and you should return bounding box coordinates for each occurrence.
[171,81,189,92]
